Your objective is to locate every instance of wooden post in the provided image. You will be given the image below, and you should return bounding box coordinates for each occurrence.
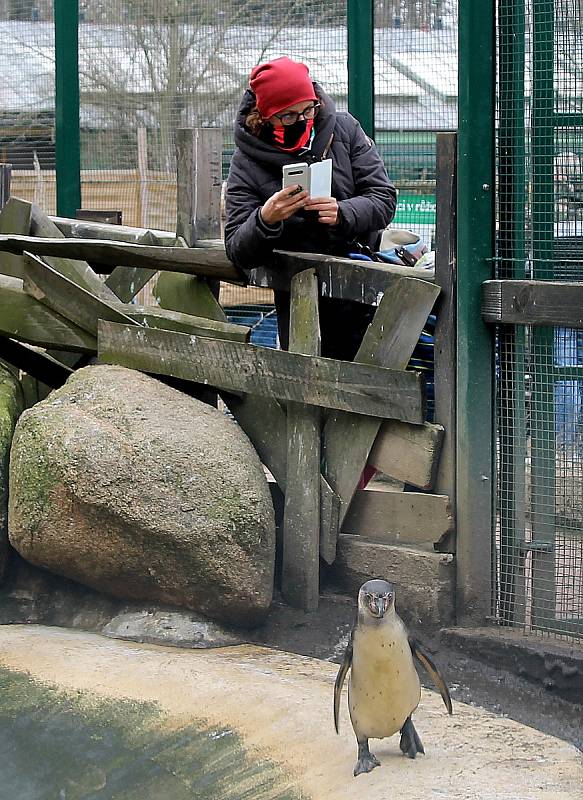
[137,126,149,228]
[282,268,321,610]
[434,133,457,522]
[176,127,222,245]
[0,164,11,211]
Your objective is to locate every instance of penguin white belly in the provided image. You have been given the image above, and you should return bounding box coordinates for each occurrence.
[348,621,421,740]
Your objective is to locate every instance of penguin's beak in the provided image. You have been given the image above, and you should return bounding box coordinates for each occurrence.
[369,597,385,618]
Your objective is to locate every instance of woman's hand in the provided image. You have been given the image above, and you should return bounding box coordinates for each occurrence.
[304,196,339,225]
[260,186,308,225]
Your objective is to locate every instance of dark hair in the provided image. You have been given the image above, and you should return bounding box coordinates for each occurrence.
[245,93,324,137]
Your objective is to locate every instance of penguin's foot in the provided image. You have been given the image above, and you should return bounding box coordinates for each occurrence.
[399,717,425,759]
[353,739,381,776]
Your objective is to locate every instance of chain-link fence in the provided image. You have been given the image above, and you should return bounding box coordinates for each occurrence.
[495,0,583,641]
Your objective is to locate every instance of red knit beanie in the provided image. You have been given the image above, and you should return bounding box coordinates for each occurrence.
[249,57,317,120]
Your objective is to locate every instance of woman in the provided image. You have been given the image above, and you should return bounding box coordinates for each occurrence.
[225,56,397,359]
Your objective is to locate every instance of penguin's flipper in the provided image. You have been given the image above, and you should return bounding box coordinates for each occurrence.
[334,630,353,734]
[408,637,453,715]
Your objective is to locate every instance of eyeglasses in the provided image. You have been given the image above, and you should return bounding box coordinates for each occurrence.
[273,102,321,126]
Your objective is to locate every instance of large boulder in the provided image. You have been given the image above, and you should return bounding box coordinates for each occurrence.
[0,364,24,580]
[8,365,275,626]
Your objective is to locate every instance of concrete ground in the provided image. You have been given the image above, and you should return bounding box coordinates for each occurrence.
[0,625,580,800]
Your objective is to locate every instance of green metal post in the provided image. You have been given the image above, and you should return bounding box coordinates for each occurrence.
[347,0,375,138]
[456,0,496,624]
[54,0,81,218]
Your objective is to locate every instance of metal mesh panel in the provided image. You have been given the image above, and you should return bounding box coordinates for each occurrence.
[0,3,56,212]
[496,0,583,641]
[375,1,457,249]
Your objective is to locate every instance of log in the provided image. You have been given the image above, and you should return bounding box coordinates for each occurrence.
[50,216,179,245]
[97,321,426,422]
[0,234,244,283]
[0,275,96,352]
[282,268,321,611]
[368,420,445,490]
[322,276,440,536]
[342,488,454,550]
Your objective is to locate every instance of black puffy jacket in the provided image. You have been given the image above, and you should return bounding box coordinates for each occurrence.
[225,86,397,271]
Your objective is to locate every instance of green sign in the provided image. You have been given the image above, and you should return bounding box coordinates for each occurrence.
[393,194,436,225]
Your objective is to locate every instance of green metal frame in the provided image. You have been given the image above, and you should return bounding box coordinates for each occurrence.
[347,0,375,139]
[54,0,81,218]
[456,0,496,624]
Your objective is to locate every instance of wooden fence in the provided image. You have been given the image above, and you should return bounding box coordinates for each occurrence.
[0,133,459,617]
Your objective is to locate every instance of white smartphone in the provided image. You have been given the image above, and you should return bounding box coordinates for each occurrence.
[282,162,309,195]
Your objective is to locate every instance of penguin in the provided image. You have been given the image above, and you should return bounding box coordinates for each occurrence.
[334,579,453,777]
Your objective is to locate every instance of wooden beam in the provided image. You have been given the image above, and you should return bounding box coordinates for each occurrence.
[282,268,321,611]
[22,253,137,336]
[0,234,244,283]
[0,196,32,278]
[0,336,73,388]
[154,271,226,322]
[0,275,96,352]
[0,163,10,210]
[434,132,458,510]
[220,390,341,566]
[368,420,445,490]
[247,250,435,305]
[176,127,223,244]
[50,216,179,245]
[482,279,583,327]
[26,202,122,302]
[322,275,440,534]
[342,488,454,550]
[105,230,158,303]
[97,321,426,422]
[126,305,250,343]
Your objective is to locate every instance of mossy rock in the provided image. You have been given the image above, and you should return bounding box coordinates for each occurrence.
[9,365,275,627]
[0,363,24,581]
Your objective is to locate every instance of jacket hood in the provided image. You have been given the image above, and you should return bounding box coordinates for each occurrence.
[233,82,337,168]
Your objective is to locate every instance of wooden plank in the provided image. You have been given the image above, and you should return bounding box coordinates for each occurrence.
[368,420,445,490]
[0,164,10,210]
[154,271,226,322]
[50,216,180,246]
[0,275,96,352]
[97,321,426,422]
[176,127,223,244]
[322,275,440,533]
[105,230,157,303]
[0,196,32,278]
[0,234,244,283]
[482,279,583,326]
[342,488,454,550]
[246,250,434,306]
[22,253,137,336]
[282,268,321,611]
[434,132,458,513]
[0,336,73,388]
[220,390,341,566]
[26,202,122,302]
[126,305,250,342]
